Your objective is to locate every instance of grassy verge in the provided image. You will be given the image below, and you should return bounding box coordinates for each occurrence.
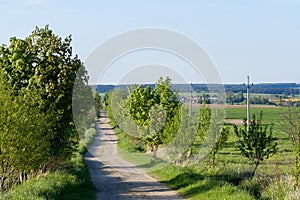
[115,128,255,199]
[1,127,97,200]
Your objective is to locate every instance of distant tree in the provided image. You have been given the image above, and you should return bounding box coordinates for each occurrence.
[226,91,245,104]
[111,87,128,127]
[234,112,278,176]
[94,91,102,118]
[104,90,114,121]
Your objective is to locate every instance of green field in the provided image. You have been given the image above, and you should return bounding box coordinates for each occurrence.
[225,106,286,123]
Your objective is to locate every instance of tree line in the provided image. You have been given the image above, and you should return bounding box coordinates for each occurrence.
[104,78,282,177]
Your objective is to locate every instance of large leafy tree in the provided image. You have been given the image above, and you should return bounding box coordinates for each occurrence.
[154,77,181,144]
[128,77,181,154]
[0,25,85,159]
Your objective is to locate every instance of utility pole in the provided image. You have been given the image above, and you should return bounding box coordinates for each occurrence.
[246,76,252,132]
[189,83,192,116]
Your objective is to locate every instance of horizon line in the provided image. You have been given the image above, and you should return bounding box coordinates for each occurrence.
[90,82,300,86]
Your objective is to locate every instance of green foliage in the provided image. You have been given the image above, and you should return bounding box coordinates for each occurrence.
[116,128,145,153]
[116,104,297,199]
[202,108,228,166]
[111,88,128,127]
[281,106,300,183]
[94,91,101,118]
[129,85,155,126]
[261,175,300,200]
[0,25,85,159]
[226,91,245,104]
[169,106,197,164]
[208,126,230,166]
[0,26,93,194]
[72,66,95,140]
[117,131,254,199]
[234,112,278,176]
[139,104,167,155]
[154,78,181,144]
[104,90,114,121]
[1,124,96,199]
[196,102,211,146]
[103,78,181,156]
[2,154,95,200]
[127,77,181,155]
[0,72,50,191]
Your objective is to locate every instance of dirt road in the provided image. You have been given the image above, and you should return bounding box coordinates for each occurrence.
[84,112,183,200]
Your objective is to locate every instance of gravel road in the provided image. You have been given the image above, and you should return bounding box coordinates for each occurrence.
[84,112,183,200]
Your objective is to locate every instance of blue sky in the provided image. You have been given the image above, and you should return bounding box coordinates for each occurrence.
[1,0,300,84]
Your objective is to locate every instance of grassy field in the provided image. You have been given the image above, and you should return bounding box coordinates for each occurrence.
[225,106,286,123]
[115,105,298,199]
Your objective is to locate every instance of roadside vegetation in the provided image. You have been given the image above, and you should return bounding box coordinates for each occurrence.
[104,79,300,199]
[0,26,97,199]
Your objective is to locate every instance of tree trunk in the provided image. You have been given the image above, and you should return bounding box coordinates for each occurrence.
[153,145,158,158]
[0,176,7,192]
[295,155,300,186]
[19,172,27,184]
[253,162,259,177]
[145,144,152,154]
[186,147,192,158]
